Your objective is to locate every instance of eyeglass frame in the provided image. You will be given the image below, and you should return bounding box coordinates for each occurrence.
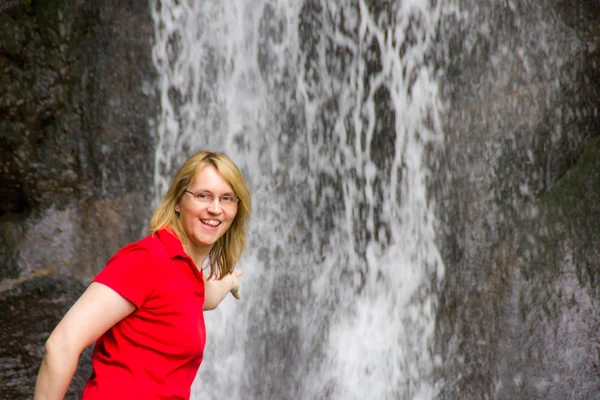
[183,190,240,207]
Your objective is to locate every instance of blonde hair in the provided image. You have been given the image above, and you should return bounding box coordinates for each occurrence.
[149,151,251,279]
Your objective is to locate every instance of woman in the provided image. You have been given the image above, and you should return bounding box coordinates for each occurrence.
[34,151,251,399]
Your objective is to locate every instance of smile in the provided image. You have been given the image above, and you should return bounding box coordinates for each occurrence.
[201,219,220,227]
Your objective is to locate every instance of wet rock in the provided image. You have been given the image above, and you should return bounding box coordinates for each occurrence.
[0,274,92,400]
[437,138,600,399]
[0,0,155,282]
[434,0,600,398]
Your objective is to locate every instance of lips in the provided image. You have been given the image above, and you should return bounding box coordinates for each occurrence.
[201,219,220,227]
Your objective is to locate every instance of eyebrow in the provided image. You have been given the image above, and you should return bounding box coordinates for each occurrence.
[190,189,236,196]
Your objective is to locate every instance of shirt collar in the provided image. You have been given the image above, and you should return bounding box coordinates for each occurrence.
[155,228,188,260]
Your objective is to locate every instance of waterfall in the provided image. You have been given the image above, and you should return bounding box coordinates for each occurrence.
[151,1,449,398]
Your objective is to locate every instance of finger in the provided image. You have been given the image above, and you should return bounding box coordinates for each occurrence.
[234,269,244,277]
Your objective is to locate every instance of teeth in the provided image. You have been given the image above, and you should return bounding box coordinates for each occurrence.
[202,220,220,226]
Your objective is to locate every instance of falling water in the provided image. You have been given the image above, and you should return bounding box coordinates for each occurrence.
[151,1,450,399]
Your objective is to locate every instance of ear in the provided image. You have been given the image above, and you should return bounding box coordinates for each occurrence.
[175,203,180,213]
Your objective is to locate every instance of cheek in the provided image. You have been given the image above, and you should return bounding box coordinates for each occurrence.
[179,207,200,225]
[227,213,238,225]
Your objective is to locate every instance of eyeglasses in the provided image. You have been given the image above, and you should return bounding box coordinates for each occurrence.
[184,190,239,207]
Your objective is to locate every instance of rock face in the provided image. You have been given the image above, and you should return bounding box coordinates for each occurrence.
[0,275,92,399]
[0,0,155,281]
[437,139,600,399]
[434,0,600,398]
[1,1,155,396]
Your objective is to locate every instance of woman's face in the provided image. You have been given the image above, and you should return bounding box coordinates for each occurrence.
[176,164,238,255]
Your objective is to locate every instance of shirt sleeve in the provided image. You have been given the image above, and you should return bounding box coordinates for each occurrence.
[93,242,156,308]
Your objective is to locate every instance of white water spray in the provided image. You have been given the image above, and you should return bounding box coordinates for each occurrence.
[151,1,448,398]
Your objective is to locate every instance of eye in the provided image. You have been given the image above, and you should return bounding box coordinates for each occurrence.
[221,195,234,202]
[196,192,212,201]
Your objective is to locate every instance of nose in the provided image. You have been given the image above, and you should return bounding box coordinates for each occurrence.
[207,198,222,212]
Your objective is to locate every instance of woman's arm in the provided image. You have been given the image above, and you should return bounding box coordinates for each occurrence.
[34,282,136,400]
[203,269,243,311]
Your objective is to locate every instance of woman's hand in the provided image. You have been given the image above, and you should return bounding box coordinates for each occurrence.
[229,269,243,299]
[203,269,244,310]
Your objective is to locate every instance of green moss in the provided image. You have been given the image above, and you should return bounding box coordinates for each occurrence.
[534,137,600,289]
[0,15,30,53]
[34,0,69,26]
[0,232,21,281]
[23,0,32,13]
[540,137,600,217]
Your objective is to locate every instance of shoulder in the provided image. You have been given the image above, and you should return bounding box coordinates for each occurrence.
[101,235,171,279]
[101,230,184,282]
[110,234,168,261]
[94,234,171,306]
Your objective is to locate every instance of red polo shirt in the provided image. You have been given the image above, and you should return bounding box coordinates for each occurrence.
[81,229,206,400]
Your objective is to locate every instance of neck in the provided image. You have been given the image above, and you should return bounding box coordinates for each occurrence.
[184,243,211,272]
